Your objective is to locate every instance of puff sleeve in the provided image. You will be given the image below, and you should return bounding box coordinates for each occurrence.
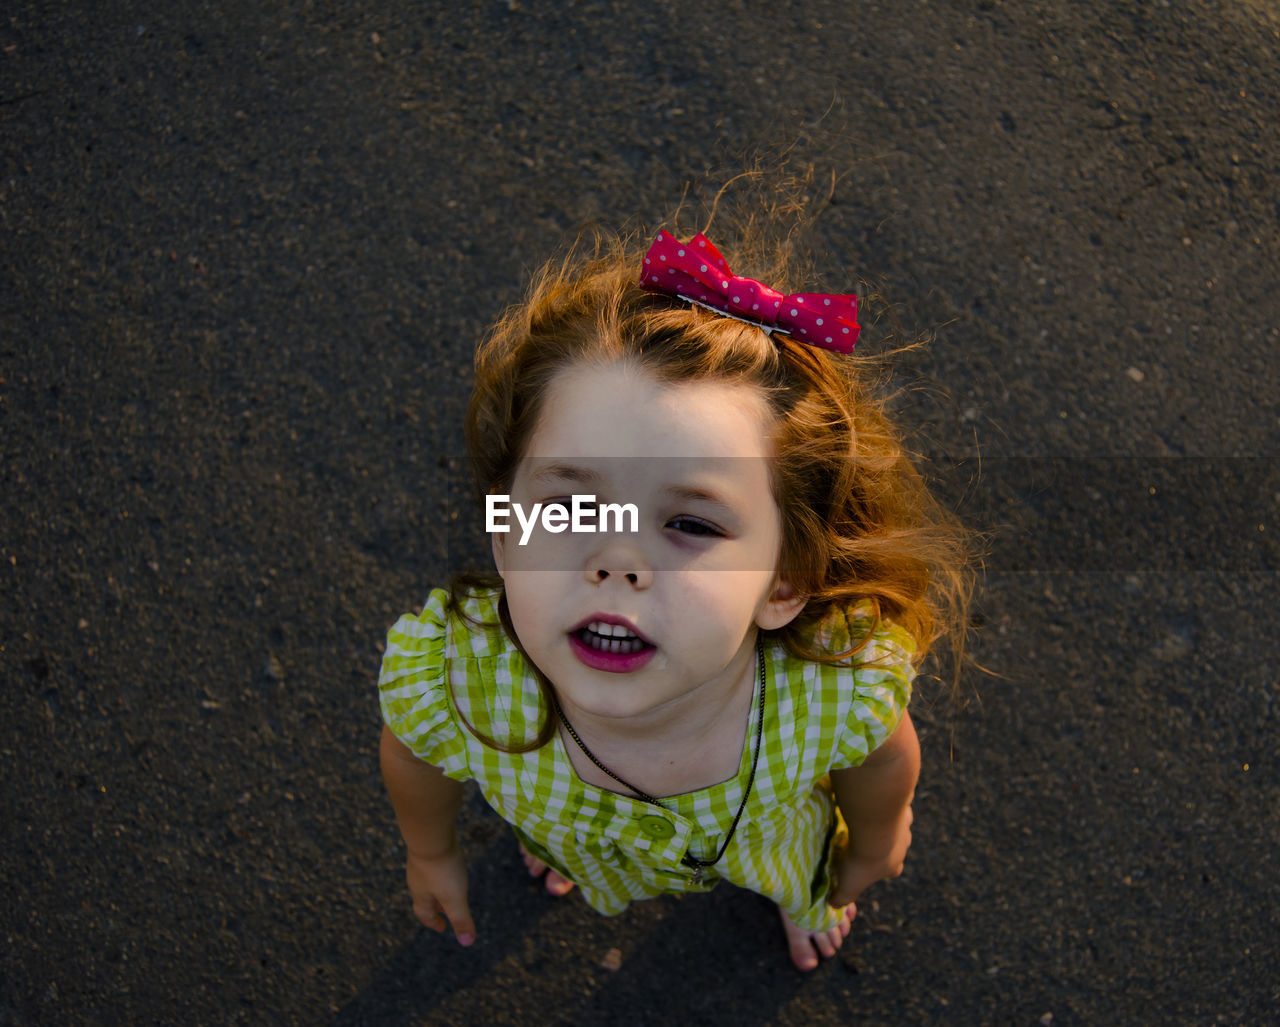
[820,607,919,770]
[378,588,471,781]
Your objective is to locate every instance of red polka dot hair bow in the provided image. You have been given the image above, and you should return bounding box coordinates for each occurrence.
[639,230,860,353]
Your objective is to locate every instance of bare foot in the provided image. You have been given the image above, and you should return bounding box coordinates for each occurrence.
[518,841,575,896]
[778,903,856,971]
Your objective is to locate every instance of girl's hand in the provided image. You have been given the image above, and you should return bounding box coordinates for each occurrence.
[380,727,473,944]
[405,845,476,946]
[828,802,914,908]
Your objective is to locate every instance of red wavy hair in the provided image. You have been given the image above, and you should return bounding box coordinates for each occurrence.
[447,227,973,750]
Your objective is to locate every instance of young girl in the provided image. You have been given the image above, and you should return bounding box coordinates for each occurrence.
[378,224,970,972]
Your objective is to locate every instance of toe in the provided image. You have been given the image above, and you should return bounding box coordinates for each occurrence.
[518,842,549,877]
[778,907,820,971]
[812,929,838,959]
[517,841,574,895]
[788,938,819,971]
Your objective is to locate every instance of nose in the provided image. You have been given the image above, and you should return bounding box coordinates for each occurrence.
[585,538,653,589]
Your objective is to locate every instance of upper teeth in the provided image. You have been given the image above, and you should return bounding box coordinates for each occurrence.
[588,621,636,639]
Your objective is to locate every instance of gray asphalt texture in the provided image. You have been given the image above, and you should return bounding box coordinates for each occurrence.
[3,1,1278,1024]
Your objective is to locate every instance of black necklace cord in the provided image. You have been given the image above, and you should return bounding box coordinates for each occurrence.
[552,636,767,875]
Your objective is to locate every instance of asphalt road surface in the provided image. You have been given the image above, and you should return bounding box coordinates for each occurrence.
[3,1,1278,1023]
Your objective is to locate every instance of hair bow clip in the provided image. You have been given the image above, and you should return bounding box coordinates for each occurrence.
[639,230,859,353]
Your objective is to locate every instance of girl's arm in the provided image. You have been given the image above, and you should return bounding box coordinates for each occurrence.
[379,724,476,945]
[827,709,920,908]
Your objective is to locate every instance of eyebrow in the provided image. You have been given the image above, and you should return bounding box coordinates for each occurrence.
[524,460,742,517]
[528,462,604,486]
[528,462,740,513]
[664,483,733,510]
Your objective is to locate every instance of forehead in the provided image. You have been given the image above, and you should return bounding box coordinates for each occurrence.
[524,361,775,462]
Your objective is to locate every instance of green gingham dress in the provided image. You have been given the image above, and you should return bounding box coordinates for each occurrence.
[379,588,916,933]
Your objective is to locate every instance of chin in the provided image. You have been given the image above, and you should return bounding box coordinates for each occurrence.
[558,685,652,721]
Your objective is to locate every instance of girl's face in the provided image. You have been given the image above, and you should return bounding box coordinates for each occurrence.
[491,360,806,726]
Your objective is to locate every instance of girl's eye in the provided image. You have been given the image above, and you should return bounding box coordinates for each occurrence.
[667,516,724,538]
[541,497,588,515]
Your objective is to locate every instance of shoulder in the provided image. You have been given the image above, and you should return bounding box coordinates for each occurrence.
[384,586,508,657]
[799,599,918,669]
[379,586,528,776]
[380,587,510,699]
[773,600,917,767]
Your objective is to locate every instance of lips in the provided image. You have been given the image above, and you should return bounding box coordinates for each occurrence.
[567,614,656,673]
[576,621,648,655]
[569,614,654,646]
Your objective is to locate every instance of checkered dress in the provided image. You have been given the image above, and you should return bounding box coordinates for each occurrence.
[379,588,915,932]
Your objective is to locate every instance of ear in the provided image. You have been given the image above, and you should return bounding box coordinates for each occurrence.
[754,577,807,631]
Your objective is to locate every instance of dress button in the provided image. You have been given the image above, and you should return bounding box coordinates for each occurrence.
[637,814,675,840]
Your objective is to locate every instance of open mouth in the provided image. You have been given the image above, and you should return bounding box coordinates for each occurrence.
[573,621,652,656]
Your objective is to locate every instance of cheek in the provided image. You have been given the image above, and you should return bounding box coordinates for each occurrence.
[747,516,786,571]
[677,572,775,625]
[498,578,538,644]
[501,572,569,644]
